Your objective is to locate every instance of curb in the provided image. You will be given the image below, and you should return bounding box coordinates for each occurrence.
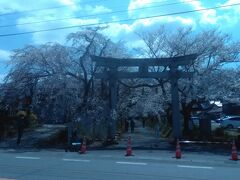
[0,140,236,153]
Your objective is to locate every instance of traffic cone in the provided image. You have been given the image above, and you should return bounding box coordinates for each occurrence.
[231,140,238,161]
[79,137,87,154]
[125,136,133,156]
[175,139,181,159]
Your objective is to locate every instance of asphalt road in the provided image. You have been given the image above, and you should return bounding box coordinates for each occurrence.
[0,149,239,180]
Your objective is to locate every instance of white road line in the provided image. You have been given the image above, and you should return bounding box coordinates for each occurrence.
[135,157,163,160]
[100,155,112,158]
[62,158,90,162]
[16,156,40,160]
[177,165,213,169]
[6,149,16,152]
[116,161,147,165]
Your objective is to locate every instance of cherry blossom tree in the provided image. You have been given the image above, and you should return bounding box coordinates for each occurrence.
[133,26,240,135]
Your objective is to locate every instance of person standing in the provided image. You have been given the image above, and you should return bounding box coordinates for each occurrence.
[142,119,145,128]
[16,113,26,145]
[125,119,129,133]
[130,119,135,133]
[155,121,160,137]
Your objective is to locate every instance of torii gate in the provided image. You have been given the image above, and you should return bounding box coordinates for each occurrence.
[92,54,197,139]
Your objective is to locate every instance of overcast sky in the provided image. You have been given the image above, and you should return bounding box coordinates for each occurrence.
[0,0,240,81]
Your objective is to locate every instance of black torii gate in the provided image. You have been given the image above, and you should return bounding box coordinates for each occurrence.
[92,54,197,139]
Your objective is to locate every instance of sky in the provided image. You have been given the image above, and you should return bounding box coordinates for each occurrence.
[0,0,240,81]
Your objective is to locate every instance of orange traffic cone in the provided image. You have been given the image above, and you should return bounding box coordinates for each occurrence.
[125,136,133,156]
[231,140,238,161]
[79,137,87,154]
[175,139,181,159]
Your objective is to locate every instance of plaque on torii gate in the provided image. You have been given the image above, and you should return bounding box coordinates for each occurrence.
[92,54,197,139]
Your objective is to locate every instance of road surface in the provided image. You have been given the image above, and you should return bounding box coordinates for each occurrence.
[0,149,239,180]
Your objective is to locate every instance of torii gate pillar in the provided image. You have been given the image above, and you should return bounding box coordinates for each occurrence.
[108,75,117,139]
[170,65,181,138]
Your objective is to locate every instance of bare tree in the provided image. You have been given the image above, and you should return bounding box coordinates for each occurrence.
[66,27,127,114]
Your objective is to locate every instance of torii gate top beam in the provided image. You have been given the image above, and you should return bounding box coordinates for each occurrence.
[92,54,197,68]
[92,54,197,80]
